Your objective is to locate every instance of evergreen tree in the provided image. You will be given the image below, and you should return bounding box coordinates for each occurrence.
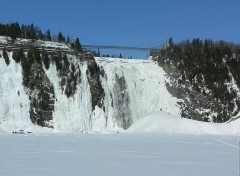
[66,36,70,43]
[168,37,174,47]
[30,24,36,39]
[9,22,21,40]
[119,53,123,58]
[45,29,51,41]
[75,37,82,52]
[57,32,64,42]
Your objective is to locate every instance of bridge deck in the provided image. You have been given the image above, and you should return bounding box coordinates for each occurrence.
[82,45,161,51]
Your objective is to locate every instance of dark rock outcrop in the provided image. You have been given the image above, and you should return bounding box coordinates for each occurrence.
[52,53,81,98]
[113,73,133,129]
[158,39,240,122]
[85,53,105,110]
[26,62,55,127]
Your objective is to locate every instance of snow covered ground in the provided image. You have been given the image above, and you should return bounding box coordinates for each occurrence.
[0,133,239,176]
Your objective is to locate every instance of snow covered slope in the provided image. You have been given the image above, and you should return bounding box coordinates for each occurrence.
[127,111,240,135]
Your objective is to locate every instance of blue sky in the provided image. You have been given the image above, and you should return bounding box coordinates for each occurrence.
[1,0,240,58]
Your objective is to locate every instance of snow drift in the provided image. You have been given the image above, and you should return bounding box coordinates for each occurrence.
[127,111,240,135]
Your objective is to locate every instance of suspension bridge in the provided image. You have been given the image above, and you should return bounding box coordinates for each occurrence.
[82,45,162,52]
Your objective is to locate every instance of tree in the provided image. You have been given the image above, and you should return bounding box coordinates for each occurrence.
[75,37,82,52]
[66,36,70,43]
[36,27,44,40]
[3,49,10,66]
[29,24,36,39]
[119,53,123,58]
[57,32,64,42]
[45,29,51,41]
[9,22,21,40]
[168,37,174,47]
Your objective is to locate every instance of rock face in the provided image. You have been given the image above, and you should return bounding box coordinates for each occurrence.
[28,62,55,127]
[85,54,105,110]
[158,39,240,122]
[18,49,55,128]
[113,73,132,129]
[52,53,81,98]
[1,37,240,132]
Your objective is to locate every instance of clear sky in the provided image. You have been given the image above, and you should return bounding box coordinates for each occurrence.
[1,0,240,58]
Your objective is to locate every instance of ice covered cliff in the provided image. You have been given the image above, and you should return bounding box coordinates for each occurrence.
[0,37,181,132]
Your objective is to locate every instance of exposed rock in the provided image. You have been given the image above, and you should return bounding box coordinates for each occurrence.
[52,53,81,98]
[26,62,55,128]
[113,73,133,129]
[85,54,105,110]
[158,39,240,122]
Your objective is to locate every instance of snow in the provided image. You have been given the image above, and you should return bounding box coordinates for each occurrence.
[0,36,9,45]
[44,58,93,132]
[95,57,181,124]
[1,50,240,176]
[38,40,70,50]
[0,51,52,133]
[127,111,240,135]
[0,52,239,134]
[0,133,239,176]
[0,36,70,51]
[42,56,182,132]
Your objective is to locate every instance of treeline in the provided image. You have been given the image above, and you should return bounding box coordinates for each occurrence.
[159,38,240,88]
[0,22,51,41]
[158,38,240,122]
[0,22,82,51]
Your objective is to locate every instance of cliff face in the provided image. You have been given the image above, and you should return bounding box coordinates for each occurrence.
[0,37,180,132]
[158,39,240,122]
[1,37,239,133]
[28,62,55,127]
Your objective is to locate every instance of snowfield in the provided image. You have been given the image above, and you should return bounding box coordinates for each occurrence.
[1,111,240,176]
[0,133,239,176]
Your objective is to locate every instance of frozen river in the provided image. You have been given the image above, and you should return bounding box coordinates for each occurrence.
[0,133,239,176]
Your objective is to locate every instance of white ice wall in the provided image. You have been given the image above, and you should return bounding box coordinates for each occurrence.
[0,53,181,133]
[96,57,181,125]
[0,52,51,132]
[45,57,93,132]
